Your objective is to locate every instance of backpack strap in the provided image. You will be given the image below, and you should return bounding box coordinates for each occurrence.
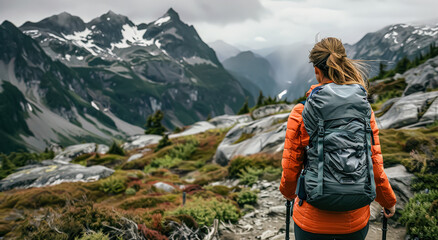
[315,119,325,196]
[364,118,376,195]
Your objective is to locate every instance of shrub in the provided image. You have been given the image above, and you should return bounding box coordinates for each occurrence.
[412,173,438,191]
[75,231,109,240]
[236,189,258,206]
[149,155,182,170]
[169,198,240,226]
[204,185,231,196]
[228,154,280,178]
[155,134,171,152]
[238,167,263,186]
[20,198,125,240]
[120,195,177,210]
[107,141,125,156]
[404,137,431,152]
[100,176,126,194]
[125,187,137,196]
[138,224,168,240]
[262,166,282,181]
[399,190,438,240]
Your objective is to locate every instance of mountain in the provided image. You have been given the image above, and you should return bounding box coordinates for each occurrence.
[209,40,241,62]
[0,20,144,153]
[223,51,278,98]
[0,9,251,153]
[265,42,316,100]
[346,21,438,76]
[262,21,438,101]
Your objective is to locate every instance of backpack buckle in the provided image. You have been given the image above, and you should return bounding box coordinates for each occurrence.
[318,126,324,137]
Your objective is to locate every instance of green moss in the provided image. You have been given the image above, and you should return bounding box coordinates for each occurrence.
[169,197,240,227]
[233,132,255,145]
[120,195,178,210]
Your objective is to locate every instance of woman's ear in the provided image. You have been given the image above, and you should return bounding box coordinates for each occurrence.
[314,66,322,82]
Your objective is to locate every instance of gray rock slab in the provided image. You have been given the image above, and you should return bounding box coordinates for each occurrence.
[122,134,162,150]
[214,113,289,166]
[208,114,252,129]
[0,163,114,191]
[169,121,216,139]
[377,91,438,129]
[53,143,97,161]
[252,104,294,119]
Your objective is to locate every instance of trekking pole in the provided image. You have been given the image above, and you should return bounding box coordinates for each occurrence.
[382,208,390,240]
[285,200,292,240]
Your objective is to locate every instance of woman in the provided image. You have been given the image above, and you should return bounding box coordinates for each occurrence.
[279,37,397,240]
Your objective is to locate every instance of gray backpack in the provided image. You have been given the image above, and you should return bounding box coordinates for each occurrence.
[299,83,376,211]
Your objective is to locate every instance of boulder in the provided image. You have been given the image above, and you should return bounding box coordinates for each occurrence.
[0,162,114,191]
[377,91,438,129]
[214,113,289,166]
[96,144,109,154]
[169,121,216,139]
[403,56,438,96]
[369,164,415,221]
[208,114,252,129]
[153,182,176,193]
[251,104,294,119]
[122,134,162,150]
[420,95,438,123]
[127,153,143,162]
[53,143,97,161]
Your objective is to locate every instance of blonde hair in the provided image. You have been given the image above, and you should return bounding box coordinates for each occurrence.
[309,37,369,90]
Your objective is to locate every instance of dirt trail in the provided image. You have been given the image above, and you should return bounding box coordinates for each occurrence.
[218,180,406,240]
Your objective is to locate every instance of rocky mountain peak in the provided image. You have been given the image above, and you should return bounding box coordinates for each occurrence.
[20,12,86,35]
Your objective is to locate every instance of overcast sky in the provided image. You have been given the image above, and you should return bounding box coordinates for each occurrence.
[1,0,437,49]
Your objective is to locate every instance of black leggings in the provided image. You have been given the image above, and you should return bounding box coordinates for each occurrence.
[294,222,369,240]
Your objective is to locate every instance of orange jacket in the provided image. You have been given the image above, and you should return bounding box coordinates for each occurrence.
[279,82,397,234]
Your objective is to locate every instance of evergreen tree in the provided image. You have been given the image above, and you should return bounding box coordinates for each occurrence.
[378,62,386,78]
[0,154,15,179]
[108,141,125,156]
[237,98,250,115]
[155,134,172,152]
[144,110,166,136]
[256,91,264,108]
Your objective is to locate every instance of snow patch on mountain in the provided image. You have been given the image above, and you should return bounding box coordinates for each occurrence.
[110,24,151,49]
[91,101,100,110]
[277,90,287,99]
[183,56,216,67]
[62,28,104,56]
[155,16,171,26]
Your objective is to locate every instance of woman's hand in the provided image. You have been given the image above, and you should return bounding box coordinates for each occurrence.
[383,205,396,218]
[284,196,294,201]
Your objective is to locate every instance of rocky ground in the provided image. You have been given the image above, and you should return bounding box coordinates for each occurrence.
[218,180,406,240]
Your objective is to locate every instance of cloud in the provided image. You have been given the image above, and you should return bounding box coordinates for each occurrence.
[254,36,267,42]
[0,0,269,26]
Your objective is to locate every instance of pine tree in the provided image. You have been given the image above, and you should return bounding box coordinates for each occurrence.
[155,134,172,152]
[378,62,386,78]
[238,98,250,115]
[256,91,264,108]
[144,110,166,136]
[0,154,15,179]
[108,141,125,156]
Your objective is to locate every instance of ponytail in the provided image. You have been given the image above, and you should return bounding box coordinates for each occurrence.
[309,37,369,90]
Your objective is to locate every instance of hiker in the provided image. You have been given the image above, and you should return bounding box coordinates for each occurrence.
[279,37,397,240]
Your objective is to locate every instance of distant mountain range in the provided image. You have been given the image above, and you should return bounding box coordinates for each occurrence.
[0,8,250,153]
[214,21,438,100]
